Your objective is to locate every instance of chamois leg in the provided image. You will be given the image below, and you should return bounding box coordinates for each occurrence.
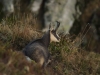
[38,56,45,68]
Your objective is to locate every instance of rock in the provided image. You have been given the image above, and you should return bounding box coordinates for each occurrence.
[44,0,77,34]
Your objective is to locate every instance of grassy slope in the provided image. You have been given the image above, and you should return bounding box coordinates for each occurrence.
[0,15,100,75]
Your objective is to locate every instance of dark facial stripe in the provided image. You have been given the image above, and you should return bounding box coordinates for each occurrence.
[51,30,59,40]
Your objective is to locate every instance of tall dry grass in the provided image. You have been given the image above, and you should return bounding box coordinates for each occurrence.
[0,13,42,50]
[0,13,100,75]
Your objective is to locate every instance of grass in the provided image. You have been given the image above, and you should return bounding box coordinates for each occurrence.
[0,14,100,75]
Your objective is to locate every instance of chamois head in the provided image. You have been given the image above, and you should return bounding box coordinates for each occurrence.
[49,21,60,42]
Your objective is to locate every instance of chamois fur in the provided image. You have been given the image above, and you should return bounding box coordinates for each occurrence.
[23,21,60,68]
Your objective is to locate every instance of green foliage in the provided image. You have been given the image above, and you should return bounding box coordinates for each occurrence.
[49,35,100,75]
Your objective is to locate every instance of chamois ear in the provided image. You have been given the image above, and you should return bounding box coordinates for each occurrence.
[55,21,60,31]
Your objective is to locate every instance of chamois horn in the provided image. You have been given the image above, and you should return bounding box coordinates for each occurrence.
[55,21,60,31]
[49,23,51,30]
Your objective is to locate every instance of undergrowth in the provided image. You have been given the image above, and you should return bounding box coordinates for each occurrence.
[0,14,100,75]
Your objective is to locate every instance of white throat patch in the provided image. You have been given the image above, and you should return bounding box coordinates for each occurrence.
[50,32,59,42]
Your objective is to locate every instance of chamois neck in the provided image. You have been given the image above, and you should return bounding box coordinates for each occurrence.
[42,30,50,47]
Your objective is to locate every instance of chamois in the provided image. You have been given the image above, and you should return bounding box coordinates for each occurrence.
[22,21,60,68]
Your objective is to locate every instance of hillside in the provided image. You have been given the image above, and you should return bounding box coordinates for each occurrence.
[0,15,100,75]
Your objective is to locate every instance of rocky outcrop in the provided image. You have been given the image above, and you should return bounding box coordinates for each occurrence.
[43,0,77,34]
[70,0,100,52]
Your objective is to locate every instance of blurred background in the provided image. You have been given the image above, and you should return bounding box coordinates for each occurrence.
[1,0,99,52]
[0,0,100,75]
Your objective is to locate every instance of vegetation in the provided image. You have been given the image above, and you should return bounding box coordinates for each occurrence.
[0,14,100,75]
